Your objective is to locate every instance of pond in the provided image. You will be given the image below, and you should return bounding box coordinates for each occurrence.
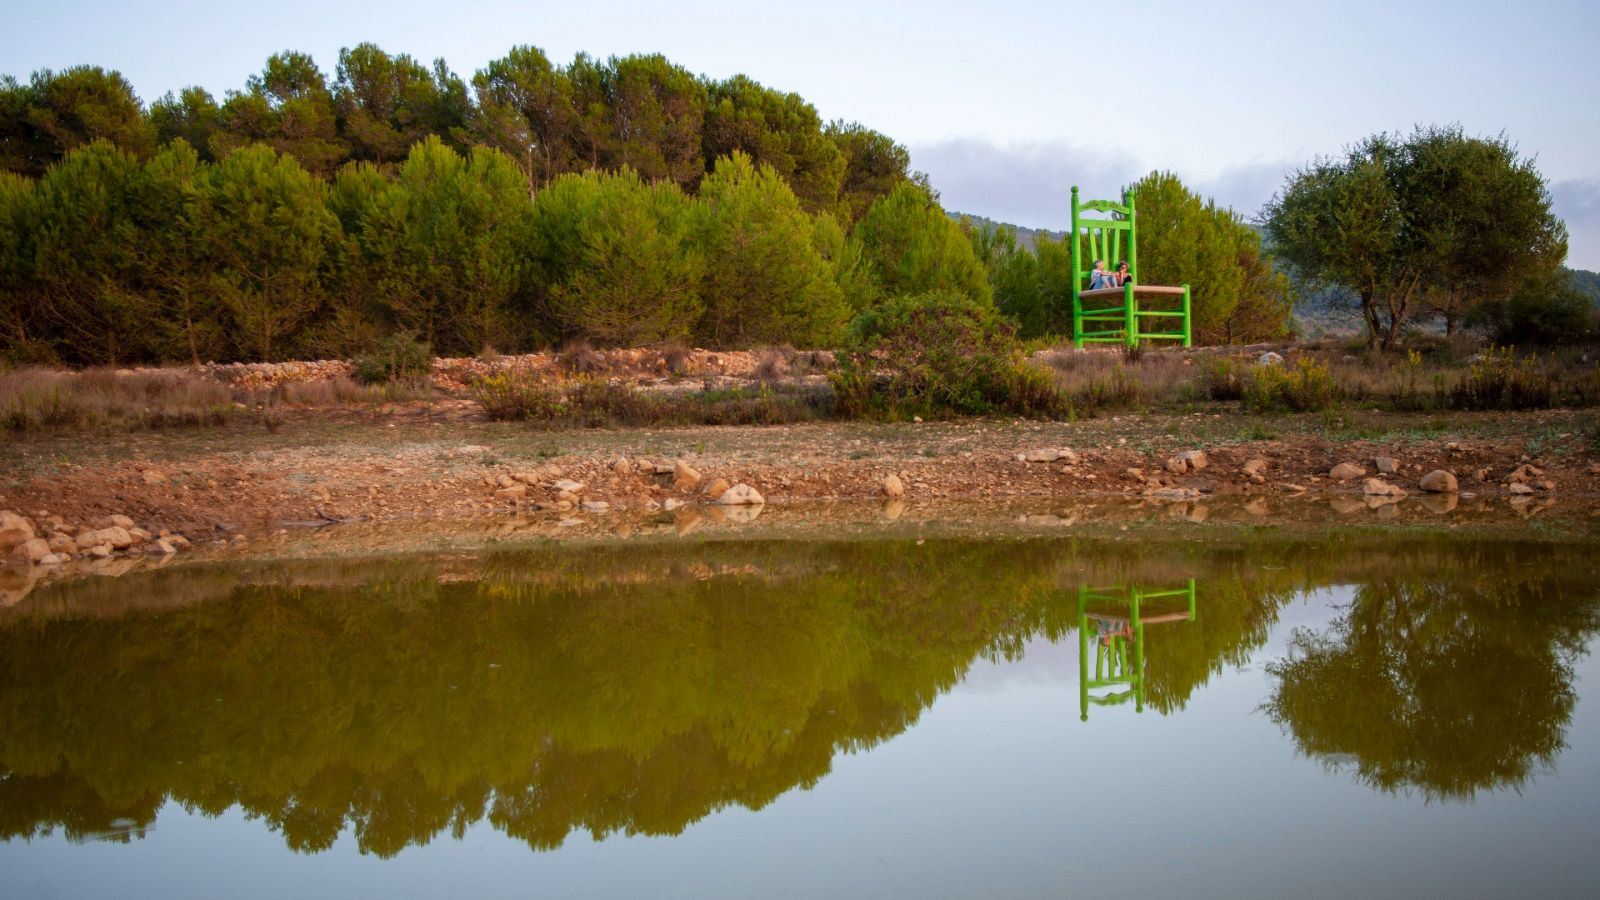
[3,511,1599,898]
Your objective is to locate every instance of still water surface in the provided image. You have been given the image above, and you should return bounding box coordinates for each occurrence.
[3,527,1599,898]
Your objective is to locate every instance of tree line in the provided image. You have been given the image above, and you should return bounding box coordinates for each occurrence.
[0,44,1300,365]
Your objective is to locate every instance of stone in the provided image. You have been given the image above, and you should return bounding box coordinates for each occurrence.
[1538,479,1556,492]
[556,490,580,504]
[1018,448,1076,463]
[495,485,528,500]
[78,526,134,550]
[1362,478,1407,497]
[662,498,686,511]
[106,514,135,529]
[0,510,36,552]
[701,477,731,501]
[1258,351,1285,366]
[46,534,77,555]
[1278,483,1308,494]
[1241,459,1268,478]
[497,474,515,489]
[39,553,67,566]
[128,527,151,542]
[882,473,905,499]
[168,535,192,550]
[654,463,676,475]
[552,479,586,494]
[1509,483,1536,495]
[1419,470,1458,493]
[580,500,611,513]
[88,544,113,558]
[612,457,633,475]
[672,460,703,491]
[1330,462,1366,481]
[152,539,177,555]
[12,537,51,563]
[141,469,167,485]
[717,483,764,505]
[1508,464,1544,483]
[1374,457,1399,475]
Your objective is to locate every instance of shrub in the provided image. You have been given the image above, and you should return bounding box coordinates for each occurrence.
[830,291,1066,419]
[354,332,433,384]
[1201,356,1245,401]
[1244,356,1339,412]
[471,371,834,427]
[1447,346,1554,410]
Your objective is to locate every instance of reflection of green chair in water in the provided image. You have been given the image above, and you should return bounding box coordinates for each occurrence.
[1070,186,1193,349]
[1078,579,1197,721]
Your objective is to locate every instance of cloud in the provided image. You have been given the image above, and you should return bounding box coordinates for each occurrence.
[1551,178,1600,271]
[909,137,1295,230]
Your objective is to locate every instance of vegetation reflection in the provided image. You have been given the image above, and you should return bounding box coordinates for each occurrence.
[0,535,1595,854]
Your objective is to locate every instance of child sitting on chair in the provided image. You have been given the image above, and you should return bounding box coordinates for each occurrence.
[1114,261,1132,286]
[1089,260,1116,289]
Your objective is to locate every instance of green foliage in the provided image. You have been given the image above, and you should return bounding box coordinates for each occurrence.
[1131,171,1291,344]
[854,184,992,307]
[353,331,433,384]
[0,66,154,177]
[1466,274,1594,345]
[830,291,1063,418]
[694,152,846,347]
[1265,126,1566,349]
[212,52,348,177]
[704,75,844,213]
[201,144,337,360]
[1243,356,1339,412]
[534,168,704,346]
[334,44,467,166]
[1201,356,1245,401]
[1447,346,1554,410]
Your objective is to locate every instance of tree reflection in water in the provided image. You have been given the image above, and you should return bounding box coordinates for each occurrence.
[1264,563,1600,801]
[0,535,1596,853]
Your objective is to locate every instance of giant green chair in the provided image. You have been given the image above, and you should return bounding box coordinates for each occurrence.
[1071,186,1193,349]
[1078,579,1197,721]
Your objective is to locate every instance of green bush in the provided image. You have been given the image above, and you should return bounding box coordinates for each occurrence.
[1447,346,1554,410]
[353,332,434,384]
[830,291,1066,419]
[1201,356,1245,401]
[1243,356,1339,412]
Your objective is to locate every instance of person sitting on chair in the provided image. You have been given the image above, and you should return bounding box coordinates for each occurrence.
[1089,260,1115,289]
[1114,261,1132,286]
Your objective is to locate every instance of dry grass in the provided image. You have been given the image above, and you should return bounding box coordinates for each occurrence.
[1,366,235,431]
[275,376,435,406]
[471,371,834,427]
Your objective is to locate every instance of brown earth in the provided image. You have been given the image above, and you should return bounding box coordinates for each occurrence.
[4,400,1596,545]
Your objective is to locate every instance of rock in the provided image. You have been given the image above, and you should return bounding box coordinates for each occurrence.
[78,526,134,549]
[1508,464,1544,483]
[1509,483,1536,495]
[672,460,703,491]
[551,479,586,494]
[1146,487,1201,500]
[106,514,135,529]
[1419,470,1458,493]
[662,498,686,511]
[1329,496,1367,515]
[88,544,113,558]
[1258,351,1285,366]
[12,537,51,564]
[511,471,545,485]
[1374,457,1399,475]
[1018,448,1078,464]
[128,527,151,542]
[701,477,731,501]
[495,485,528,500]
[168,535,192,550]
[882,473,905,499]
[556,490,580,505]
[141,469,167,485]
[1538,479,1556,492]
[38,553,67,566]
[1362,478,1407,497]
[717,483,764,505]
[496,474,515,488]
[45,534,77,555]
[654,463,676,476]
[0,510,36,552]
[152,539,177,556]
[580,500,611,513]
[1330,462,1366,481]
[1417,493,1459,514]
[1241,459,1268,478]
[1278,483,1308,494]
[612,457,633,475]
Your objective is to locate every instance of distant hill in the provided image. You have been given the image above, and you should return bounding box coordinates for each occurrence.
[1568,267,1600,304]
[949,211,1065,250]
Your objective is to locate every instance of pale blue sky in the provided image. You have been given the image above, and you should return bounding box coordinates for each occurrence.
[5,0,1598,266]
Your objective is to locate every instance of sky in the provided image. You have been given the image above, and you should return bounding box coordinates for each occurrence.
[5,0,1598,267]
